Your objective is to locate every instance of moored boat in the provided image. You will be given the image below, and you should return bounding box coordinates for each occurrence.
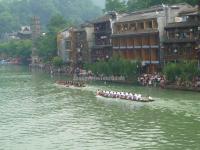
[96,90,154,102]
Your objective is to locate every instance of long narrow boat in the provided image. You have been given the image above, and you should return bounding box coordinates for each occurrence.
[55,80,86,88]
[96,90,154,102]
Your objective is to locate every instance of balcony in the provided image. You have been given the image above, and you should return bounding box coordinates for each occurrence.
[92,44,112,49]
[164,54,197,60]
[165,21,200,29]
[134,46,142,49]
[112,29,159,37]
[113,46,119,49]
[127,46,134,49]
[163,38,197,43]
[142,61,159,65]
[151,45,159,48]
[142,45,150,48]
[119,46,126,49]
[94,30,112,34]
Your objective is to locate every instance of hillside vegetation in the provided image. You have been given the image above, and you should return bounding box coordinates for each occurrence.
[0,0,102,33]
[105,0,199,13]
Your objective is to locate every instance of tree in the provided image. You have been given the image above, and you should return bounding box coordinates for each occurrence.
[0,0,101,34]
[47,14,70,34]
[163,60,200,82]
[126,0,199,12]
[105,0,127,12]
[35,15,72,62]
[0,39,32,64]
[84,56,140,80]
[52,56,63,67]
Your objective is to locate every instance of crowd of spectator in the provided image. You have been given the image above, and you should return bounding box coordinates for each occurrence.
[138,73,200,89]
[138,73,166,87]
[194,77,200,87]
[176,76,200,88]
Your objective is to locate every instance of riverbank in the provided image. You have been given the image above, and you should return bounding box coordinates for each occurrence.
[29,64,200,93]
[164,84,200,92]
[29,63,72,75]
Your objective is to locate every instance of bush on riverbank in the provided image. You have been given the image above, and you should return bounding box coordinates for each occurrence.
[52,56,63,68]
[163,60,200,83]
[84,56,141,81]
[0,39,32,64]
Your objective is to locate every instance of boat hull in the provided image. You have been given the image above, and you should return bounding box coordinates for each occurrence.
[96,94,154,102]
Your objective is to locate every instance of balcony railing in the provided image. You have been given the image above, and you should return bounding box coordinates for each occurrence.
[94,30,112,34]
[94,39,111,46]
[113,46,119,49]
[163,38,197,43]
[142,60,159,65]
[112,45,159,49]
[164,54,197,60]
[92,44,112,49]
[113,28,158,35]
[165,21,200,29]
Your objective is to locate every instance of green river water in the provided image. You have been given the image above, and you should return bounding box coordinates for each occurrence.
[0,65,200,150]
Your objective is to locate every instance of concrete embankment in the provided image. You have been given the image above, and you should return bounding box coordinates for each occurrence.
[164,84,200,92]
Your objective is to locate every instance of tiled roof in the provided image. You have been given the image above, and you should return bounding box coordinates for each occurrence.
[165,21,200,29]
[115,12,157,23]
[179,7,199,16]
[115,3,193,23]
[92,15,112,24]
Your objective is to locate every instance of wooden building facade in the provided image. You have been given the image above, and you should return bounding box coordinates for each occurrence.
[163,7,200,63]
[73,29,88,68]
[91,12,118,62]
[112,14,160,73]
[57,27,75,64]
[57,24,94,68]
[112,4,194,73]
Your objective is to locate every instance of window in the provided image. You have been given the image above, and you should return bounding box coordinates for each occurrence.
[123,24,128,31]
[130,23,136,31]
[152,20,158,29]
[65,40,71,49]
[138,22,144,30]
[146,21,152,29]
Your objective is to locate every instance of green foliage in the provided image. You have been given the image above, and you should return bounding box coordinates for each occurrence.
[0,0,101,33]
[127,0,199,11]
[163,60,200,82]
[52,56,63,67]
[47,14,72,33]
[0,39,32,63]
[105,0,199,13]
[35,15,72,62]
[0,12,17,33]
[163,62,181,81]
[35,35,57,62]
[85,56,140,79]
[105,0,127,13]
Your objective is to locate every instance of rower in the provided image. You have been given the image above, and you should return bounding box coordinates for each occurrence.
[148,96,153,100]
[106,91,108,97]
[96,89,100,95]
[134,94,139,100]
[116,92,119,98]
[138,94,142,100]
[113,92,117,98]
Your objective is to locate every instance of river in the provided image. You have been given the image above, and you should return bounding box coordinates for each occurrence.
[0,65,200,150]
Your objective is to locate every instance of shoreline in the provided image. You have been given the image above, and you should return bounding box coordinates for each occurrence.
[29,64,200,93]
[163,84,200,92]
